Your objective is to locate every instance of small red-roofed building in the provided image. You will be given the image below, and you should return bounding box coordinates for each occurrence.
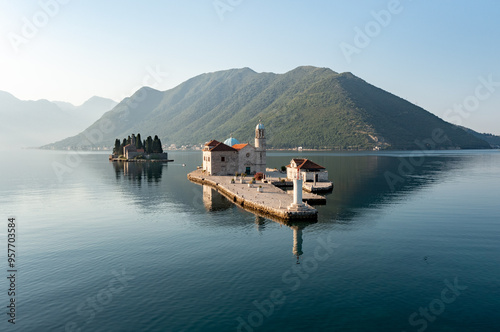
[202,141,238,175]
[286,158,329,183]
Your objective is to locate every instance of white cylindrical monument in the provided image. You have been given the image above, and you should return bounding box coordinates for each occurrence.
[288,167,307,211]
[293,178,303,205]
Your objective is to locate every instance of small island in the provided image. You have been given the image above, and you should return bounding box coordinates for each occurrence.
[109,133,172,162]
[188,122,333,221]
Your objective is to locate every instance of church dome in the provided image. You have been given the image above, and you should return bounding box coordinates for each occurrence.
[223,137,240,146]
[256,123,264,130]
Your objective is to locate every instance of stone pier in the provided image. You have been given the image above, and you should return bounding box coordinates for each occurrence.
[187,170,320,221]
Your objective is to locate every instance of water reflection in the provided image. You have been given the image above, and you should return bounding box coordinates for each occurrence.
[292,225,304,263]
[285,222,311,263]
[109,151,477,230]
[112,161,163,184]
[194,152,480,259]
[201,184,312,260]
[107,151,483,261]
[202,185,233,211]
[326,154,466,221]
[254,216,266,233]
[269,153,471,223]
[109,161,171,213]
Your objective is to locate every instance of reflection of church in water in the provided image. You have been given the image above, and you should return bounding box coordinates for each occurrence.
[202,185,311,262]
[202,185,233,211]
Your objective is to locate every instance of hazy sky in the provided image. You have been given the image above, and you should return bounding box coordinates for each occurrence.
[1,0,499,134]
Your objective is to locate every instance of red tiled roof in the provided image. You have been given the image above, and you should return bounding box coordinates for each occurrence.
[289,158,325,170]
[210,142,237,152]
[232,143,250,150]
[205,140,221,147]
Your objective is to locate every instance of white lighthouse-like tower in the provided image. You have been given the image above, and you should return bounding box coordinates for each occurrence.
[288,165,308,212]
[254,122,266,173]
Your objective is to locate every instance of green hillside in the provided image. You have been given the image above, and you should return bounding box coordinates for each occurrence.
[43,66,491,150]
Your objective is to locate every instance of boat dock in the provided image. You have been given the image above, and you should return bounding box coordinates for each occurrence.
[187,170,323,221]
[302,181,334,193]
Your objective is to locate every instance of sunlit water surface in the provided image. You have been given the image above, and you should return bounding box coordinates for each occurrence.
[1,149,499,331]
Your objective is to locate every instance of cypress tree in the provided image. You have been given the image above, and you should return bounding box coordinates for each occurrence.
[146,136,153,153]
[152,135,159,153]
[113,139,120,155]
[137,133,142,149]
[158,137,163,153]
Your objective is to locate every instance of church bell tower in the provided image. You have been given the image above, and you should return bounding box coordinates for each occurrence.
[254,122,266,173]
[255,122,266,150]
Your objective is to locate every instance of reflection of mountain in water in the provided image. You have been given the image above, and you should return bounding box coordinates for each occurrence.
[323,154,469,222]
[268,152,471,223]
[199,152,475,258]
[108,151,474,256]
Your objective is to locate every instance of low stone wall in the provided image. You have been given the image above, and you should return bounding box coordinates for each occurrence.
[110,152,171,162]
[110,158,172,162]
[303,182,334,193]
[271,181,293,188]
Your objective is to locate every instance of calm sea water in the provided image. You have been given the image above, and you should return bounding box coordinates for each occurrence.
[0,149,499,332]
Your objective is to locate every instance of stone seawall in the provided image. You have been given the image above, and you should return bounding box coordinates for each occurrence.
[188,171,317,222]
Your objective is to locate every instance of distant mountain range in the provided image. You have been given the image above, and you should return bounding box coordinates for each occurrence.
[458,126,500,148]
[28,66,500,150]
[0,91,117,148]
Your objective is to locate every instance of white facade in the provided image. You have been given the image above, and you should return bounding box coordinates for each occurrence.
[237,144,257,174]
[202,144,238,176]
[286,158,328,182]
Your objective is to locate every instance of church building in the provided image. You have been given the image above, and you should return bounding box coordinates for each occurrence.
[202,122,266,175]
